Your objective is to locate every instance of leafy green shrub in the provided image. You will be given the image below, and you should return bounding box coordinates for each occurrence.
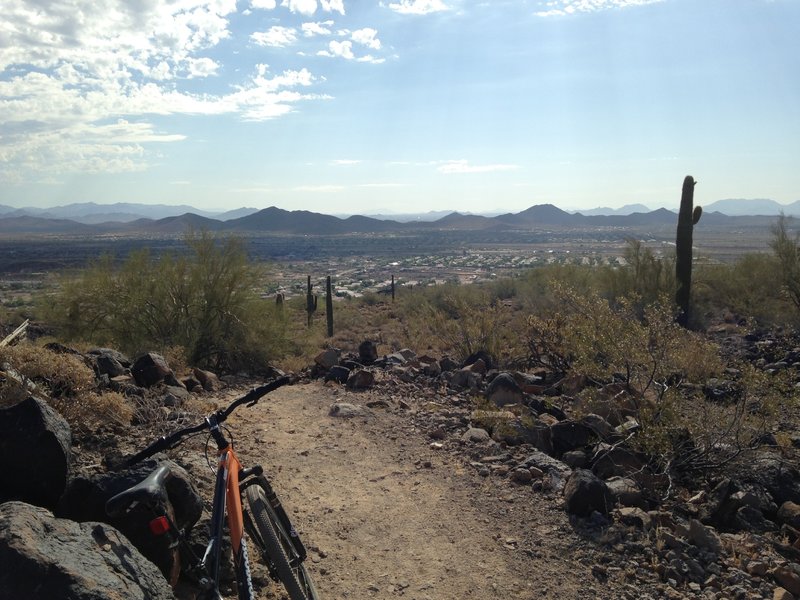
[45,230,287,371]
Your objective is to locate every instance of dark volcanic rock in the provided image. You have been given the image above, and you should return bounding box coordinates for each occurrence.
[0,501,175,600]
[131,352,174,388]
[0,396,71,509]
[564,469,613,516]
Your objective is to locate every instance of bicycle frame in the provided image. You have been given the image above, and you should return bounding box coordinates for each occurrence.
[202,413,252,594]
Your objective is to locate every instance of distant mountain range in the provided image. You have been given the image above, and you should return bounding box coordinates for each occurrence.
[0,198,794,236]
[0,202,259,223]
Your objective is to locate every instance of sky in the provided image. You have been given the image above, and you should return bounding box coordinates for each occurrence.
[1,0,799,216]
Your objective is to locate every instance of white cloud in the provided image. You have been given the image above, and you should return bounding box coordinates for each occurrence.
[320,0,346,15]
[318,36,385,63]
[281,0,318,16]
[251,26,299,47]
[251,0,278,8]
[351,28,381,50]
[534,0,665,17]
[387,0,450,15]
[331,159,361,165]
[0,0,331,182]
[318,40,356,59]
[301,20,334,37]
[437,160,520,174]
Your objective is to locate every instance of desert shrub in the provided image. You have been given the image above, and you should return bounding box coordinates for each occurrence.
[0,342,94,402]
[694,253,791,325]
[770,213,800,313]
[45,230,288,371]
[601,239,676,307]
[526,284,782,485]
[404,286,524,366]
[0,342,133,432]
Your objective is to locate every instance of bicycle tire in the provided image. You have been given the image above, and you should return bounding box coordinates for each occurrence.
[244,484,319,600]
[234,534,256,600]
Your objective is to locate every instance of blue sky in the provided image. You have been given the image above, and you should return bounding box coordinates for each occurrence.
[1,0,798,215]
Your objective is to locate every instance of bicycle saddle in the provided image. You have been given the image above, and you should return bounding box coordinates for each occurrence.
[106,465,172,517]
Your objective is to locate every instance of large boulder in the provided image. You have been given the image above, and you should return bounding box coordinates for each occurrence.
[131,353,174,388]
[0,396,71,509]
[358,340,379,365]
[564,469,613,516]
[0,501,175,599]
[485,373,524,407]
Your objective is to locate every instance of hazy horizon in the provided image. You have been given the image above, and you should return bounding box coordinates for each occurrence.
[2,0,798,214]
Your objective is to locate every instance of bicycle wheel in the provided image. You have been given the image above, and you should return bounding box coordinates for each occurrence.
[244,484,319,600]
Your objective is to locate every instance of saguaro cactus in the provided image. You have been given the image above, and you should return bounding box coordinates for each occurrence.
[326,275,334,337]
[306,276,317,327]
[391,274,395,302]
[675,175,702,327]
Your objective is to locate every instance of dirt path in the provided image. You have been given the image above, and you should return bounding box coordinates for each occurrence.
[187,381,646,600]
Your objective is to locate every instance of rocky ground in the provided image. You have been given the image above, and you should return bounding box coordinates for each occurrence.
[3,326,800,599]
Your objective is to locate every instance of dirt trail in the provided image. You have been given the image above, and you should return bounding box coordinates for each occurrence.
[186,381,641,600]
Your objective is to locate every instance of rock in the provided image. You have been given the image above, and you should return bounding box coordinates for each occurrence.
[605,477,647,508]
[358,340,379,365]
[551,420,593,454]
[519,450,572,483]
[325,365,351,384]
[561,449,587,468]
[87,347,131,367]
[687,519,723,554]
[163,385,191,407]
[485,373,524,407]
[773,565,800,596]
[510,468,533,484]
[0,396,71,509]
[131,352,174,388]
[314,347,341,370]
[774,587,796,600]
[93,353,128,378]
[329,403,368,418]
[733,504,775,533]
[57,459,202,585]
[346,369,375,390]
[450,368,481,391]
[591,445,647,479]
[461,427,491,443]
[0,501,174,600]
[779,501,800,529]
[192,367,222,392]
[439,356,460,372]
[464,350,495,371]
[747,452,800,505]
[579,414,615,441]
[616,506,651,529]
[418,355,441,377]
[564,469,613,516]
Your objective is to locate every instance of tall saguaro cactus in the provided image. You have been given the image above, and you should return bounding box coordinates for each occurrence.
[306,275,317,327]
[326,275,334,337]
[675,175,702,327]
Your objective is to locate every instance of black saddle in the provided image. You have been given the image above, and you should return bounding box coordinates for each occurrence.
[106,465,172,518]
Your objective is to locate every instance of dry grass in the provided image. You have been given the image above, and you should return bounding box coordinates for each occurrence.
[0,342,134,432]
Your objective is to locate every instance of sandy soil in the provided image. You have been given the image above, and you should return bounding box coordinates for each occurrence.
[168,381,649,600]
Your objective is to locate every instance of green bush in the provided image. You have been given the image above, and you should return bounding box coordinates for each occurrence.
[45,230,287,371]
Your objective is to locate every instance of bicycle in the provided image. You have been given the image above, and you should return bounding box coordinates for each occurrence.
[105,376,319,600]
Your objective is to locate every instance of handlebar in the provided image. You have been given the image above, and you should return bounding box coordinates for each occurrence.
[123,376,291,467]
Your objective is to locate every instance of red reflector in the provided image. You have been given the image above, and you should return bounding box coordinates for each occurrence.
[149,516,170,536]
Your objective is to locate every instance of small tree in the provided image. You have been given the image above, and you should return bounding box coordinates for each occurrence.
[48,230,286,371]
[769,213,800,310]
